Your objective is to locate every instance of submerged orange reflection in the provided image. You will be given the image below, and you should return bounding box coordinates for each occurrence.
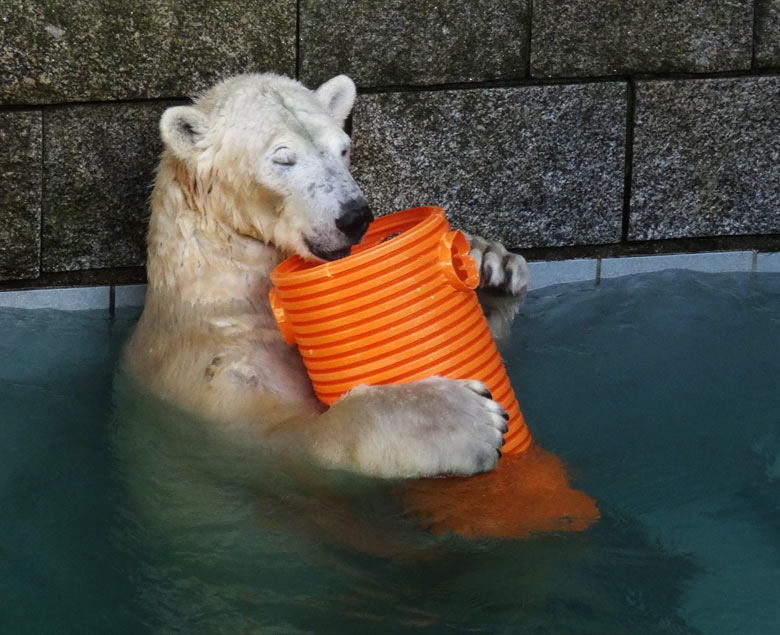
[400,445,600,539]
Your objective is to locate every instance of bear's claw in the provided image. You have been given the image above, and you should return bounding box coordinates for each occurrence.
[465,233,530,297]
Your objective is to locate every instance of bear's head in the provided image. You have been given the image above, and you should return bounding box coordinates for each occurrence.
[158,74,372,261]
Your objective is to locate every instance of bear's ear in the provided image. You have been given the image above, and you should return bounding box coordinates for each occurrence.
[159,106,208,160]
[315,75,357,126]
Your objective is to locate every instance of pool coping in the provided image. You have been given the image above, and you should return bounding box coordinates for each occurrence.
[1,250,778,312]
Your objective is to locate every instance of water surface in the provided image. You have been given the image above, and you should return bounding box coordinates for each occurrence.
[2,270,779,634]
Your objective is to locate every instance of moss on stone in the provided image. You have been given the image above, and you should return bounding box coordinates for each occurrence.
[532,0,753,78]
[0,112,42,280]
[299,0,530,87]
[755,0,780,68]
[42,101,178,272]
[0,0,295,104]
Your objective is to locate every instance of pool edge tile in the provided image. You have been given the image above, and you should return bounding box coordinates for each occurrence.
[600,251,754,279]
[0,286,110,310]
[756,252,780,272]
[0,252,774,302]
[115,284,148,308]
[528,259,598,290]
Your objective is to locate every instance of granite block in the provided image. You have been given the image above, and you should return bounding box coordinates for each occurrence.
[600,251,754,279]
[42,101,174,272]
[0,0,295,104]
[630,77,780,241]
[0,111,42,280]
[299,0,530,87]
[532,0,753,78]
[352,83,626,248]
[755,0,780,68]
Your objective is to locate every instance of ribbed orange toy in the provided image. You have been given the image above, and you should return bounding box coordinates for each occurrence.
[269,206,599,538]
[269,206,531,454]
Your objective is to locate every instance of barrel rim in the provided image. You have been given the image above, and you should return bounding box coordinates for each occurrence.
[270,207,447,286]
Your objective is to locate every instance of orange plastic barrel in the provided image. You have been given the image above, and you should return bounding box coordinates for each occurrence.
[269,206,532,454]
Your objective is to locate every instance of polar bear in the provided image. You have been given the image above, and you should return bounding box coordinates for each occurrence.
[123,73,530,480]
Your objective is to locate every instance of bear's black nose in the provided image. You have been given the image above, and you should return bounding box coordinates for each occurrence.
[335,199,373,242]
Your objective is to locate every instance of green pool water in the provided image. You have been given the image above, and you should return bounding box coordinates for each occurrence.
[2,270,779,634]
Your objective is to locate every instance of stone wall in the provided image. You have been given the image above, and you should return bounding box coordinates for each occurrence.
[1,0,778,288]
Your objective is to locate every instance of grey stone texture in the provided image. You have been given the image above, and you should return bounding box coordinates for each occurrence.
[351,83,627,248]
[42,101,175,272]
[532,0,754,78]
[0,0,295,105]
[630,77,780,241]
[755,0,780,67]
[299,0,530,87]
[0,111,42,280]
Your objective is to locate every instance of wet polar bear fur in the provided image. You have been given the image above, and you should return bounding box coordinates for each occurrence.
[123,73,530,480]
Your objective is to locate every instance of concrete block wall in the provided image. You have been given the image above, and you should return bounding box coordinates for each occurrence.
[1,0,778,289]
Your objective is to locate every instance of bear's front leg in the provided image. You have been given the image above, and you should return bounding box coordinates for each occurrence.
[300,377,509,479]
[465,234,530,340]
